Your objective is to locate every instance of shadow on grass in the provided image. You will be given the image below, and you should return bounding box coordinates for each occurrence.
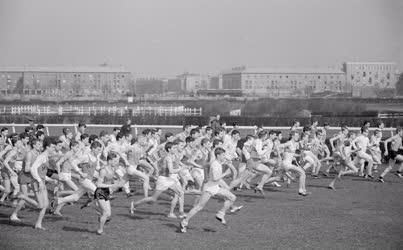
[162,222,184,233]
[0,212,11,218]
[351,178,376,182]
[129,210,166,217]
[307,184,329,189]
[62,226,94,234]
[234,193,266,199]
[203,227,217,233]
[0,218,33,228]
[117,213,144,220]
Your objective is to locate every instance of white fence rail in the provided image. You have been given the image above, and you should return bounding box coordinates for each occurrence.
[0,123,396,138]
[0,105,202,116]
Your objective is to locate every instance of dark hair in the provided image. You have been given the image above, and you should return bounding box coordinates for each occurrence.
[376,121,384,128]
[116,132,125,141]
[212,139,223,148]
[80,133,90,141]
[201,138,210,146]
[19,132,30,140]
[164,132,174,140]
[24,127,34,133]
[257,130,267,139]
[43,137,58,149]
[9,136,19,146]
[1,127,8,133]
[190,128,199,137]
[70,140,79,148]
[183,124,191,130]
[142,129,151,136]
[36,124,45,131]
[107,152,118,161]
[323,122,330,127]
[231,130,240,136]
[91,140,102,149]
[214,147,226,157]
[62,128,71,135]
[268,130,276,136]
[245,135,254,141]
[232,122,238,127]
[78,123,86,128]
[89,134,98,144]
[130,137,138,145]
[185,136,195,144]
[205,126,212,132]
[165,142,174,152]
[173,139,184,145]
[36,131,45,138]
[30,138,40,147]
[113,127,120,132]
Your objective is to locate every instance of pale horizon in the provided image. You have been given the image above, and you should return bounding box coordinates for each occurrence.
[0,0,402,77]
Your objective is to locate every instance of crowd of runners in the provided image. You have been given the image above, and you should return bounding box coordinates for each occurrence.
[0,119,402,234]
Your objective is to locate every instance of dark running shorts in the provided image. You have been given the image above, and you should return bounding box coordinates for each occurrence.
[19,171,34,185]
[94,187,111,200]
[46,168,58,178]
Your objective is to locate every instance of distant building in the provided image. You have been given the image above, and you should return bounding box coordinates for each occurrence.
[0,66,133,97]
[221,66,347,97]
[344,62,397,88]
[344,62,397,97]
[134,78,166,95]
[176,73,210,93]
[167,78,184,93]
[209,75,222,89]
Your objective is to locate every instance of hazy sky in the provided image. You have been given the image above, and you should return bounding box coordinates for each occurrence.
[0,0,402,77]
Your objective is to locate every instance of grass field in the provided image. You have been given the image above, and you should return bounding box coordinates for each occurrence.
[0,166,402,250]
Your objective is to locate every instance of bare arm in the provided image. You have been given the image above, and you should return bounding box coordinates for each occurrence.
[30,154,46,183]
[3,150,17,174]
[167,156,181,174]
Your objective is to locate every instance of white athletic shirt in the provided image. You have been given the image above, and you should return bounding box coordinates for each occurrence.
[223,137,238,160]
[354,135,369,153]
[208,160,223,186]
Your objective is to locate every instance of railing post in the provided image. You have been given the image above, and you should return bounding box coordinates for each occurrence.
[134,125,138,136]
[46,126,50,136]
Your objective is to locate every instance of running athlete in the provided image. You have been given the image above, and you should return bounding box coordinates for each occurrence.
[352,127,374,178]
[180,147,237,233]
[378,128,403,182]
[130,142,185,218]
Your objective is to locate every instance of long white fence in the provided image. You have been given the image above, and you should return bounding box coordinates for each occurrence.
[0,124,396,138]
[0,105,203,116]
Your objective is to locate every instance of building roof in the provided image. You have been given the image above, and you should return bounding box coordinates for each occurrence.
[345,62,397,65]
[222,67,345,75]
[0,66,130,73]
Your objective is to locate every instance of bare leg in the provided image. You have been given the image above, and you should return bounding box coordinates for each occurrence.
[97,199,111,235]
